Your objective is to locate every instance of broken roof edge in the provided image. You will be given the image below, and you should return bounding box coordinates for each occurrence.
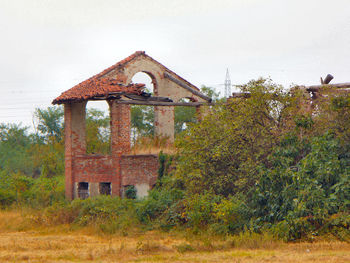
[52,51,202,105]
[52,82,146,105]
[294,82,350,93]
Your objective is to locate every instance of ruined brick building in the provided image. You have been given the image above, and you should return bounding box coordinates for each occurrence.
[53,51,211,200]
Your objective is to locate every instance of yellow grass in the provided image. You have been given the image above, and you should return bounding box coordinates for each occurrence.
[131,136,175,155]
[0,210,349,262]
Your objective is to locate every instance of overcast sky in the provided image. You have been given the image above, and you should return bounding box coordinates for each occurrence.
[0,0,349,128]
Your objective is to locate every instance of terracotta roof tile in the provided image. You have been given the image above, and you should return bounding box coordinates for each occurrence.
[52,78,145,104]
[52,51,199,104]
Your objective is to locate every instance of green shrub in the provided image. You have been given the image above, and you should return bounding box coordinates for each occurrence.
[0,188,15,207]
[125,185,137,199]
[26,176,65,208]
[136,186,183,225]
[212,196,249,234]
[183,192,220,231]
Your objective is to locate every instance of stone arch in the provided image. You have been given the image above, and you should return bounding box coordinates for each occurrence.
[122,60,175,140]
[130,72,156,142]
[123,58,163,96]
[131,71,158,95]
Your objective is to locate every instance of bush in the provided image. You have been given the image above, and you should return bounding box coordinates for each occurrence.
[212,196,249,234]
[26,176,65,208]
[136,185,183,225]
[37,196,139,234]
[125,185,137,199]
[183,192,220,232]
[0,188,15,208]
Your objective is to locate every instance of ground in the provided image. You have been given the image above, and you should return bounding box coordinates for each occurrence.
[0,211,349,262]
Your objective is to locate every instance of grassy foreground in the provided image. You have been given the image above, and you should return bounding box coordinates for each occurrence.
[0,211,349,263]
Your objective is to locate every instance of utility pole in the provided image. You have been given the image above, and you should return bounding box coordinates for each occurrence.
[224,68,231,98]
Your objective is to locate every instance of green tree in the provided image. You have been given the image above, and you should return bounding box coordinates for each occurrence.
[131,105,154,140]
[0,123,34,175]
[174,86,220,135]
[86,108,110,154]
[175,79,293,196]
[34,106,64,142]
[174,103,197,135]
[200,85,220,102]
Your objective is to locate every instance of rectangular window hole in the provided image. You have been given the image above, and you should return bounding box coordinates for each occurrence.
[78,182,89,199]
[99,182,111,195]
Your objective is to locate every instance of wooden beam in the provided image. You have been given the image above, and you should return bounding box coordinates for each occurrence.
[124,94,173,102]
[306,83,350,92]
[163,72,212,102]
[114,99,213,107]
[231,92,251,98]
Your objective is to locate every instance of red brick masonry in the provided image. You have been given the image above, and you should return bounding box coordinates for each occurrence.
[64,101,159,200]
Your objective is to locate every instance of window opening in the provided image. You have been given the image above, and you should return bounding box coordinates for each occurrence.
[99,182,111,195]
[174,98,197,135]
[78,182,89,199]
[85,101,111,154]
[131,72,156,152]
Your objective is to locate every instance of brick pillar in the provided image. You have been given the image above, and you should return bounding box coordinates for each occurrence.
[154,106,174,142]
[109,101,131,196]
[64,102,86,200]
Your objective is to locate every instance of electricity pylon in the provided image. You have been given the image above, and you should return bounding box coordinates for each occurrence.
[224,68,231,98]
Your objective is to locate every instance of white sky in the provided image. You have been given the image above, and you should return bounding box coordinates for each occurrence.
[0,0,349,128]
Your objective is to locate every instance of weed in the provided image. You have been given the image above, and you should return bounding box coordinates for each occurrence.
[173,242,195,253]
[228,231,280,249]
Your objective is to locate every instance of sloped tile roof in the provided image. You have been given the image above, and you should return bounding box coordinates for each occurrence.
[52,78,145,104]
[52,51,199,104]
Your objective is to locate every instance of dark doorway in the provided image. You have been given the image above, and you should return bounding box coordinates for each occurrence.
[99,182,111,195]
[78,182,89,199]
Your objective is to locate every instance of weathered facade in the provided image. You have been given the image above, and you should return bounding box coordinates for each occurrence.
[53,51,211,200]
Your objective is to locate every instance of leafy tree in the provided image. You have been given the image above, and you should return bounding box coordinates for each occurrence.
[174,86,220,135]
[315,91,350,142]
[34,106,64,142]
[200,85,220,102]
[131,105,154,140]
[174,103,197,135]
[175,79,295,196]
[252,131,349,239]
[86,108,110,154]
[0,123,34,175]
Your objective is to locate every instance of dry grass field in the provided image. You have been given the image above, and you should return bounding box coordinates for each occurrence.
[0,210,349,262]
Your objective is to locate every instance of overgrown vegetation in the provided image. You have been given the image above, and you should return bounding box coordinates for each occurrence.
[0,80,349,242]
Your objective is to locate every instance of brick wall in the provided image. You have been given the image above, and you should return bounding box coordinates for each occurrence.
[121,154,159,187]
[73,155,114,182]
[70,154,159,198]
[64,101,159,199]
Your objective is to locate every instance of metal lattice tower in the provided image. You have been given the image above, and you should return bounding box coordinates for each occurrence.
[224,68,231,98]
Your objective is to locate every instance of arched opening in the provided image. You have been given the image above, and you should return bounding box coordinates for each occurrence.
[131,71,157,95]
[130,72,156,151]
[174,97,198,135]
[85,100,111,155]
